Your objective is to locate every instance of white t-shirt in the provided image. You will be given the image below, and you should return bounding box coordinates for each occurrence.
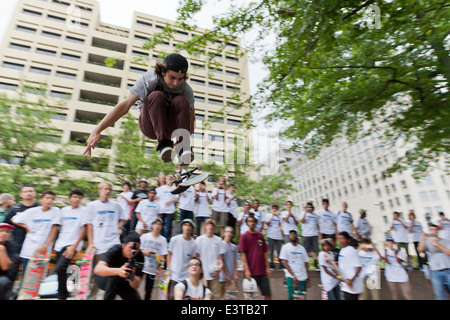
[383,248,409,282]
[408,220,423,242]
[140,233,168,275]
[211,188,228,212]
[116,191,133,220]
[317,209,337,235]
[156,185,178,214]
[168,234,197,282]
[237,212,251,235]
[436,218,450,241]
[279,243,309,281]
[135,199,160,231]
[54,205,88,252]
[358,250,381,283]
[265,213,283,240]
[13,206,60,259]
[174,278,212,300]
[179,186,196,211]
[299,211,319,237]
[338,246,364,294]
[195,234,226,280]
[195,192,211,218]
[356,218,371,237]
[318,251,340,292]
[250,209,265,232]
[226,191,238,218]
[336,210,353,234]
[390,220,409,243]
[280,211,299,236]
[85,200,127,255]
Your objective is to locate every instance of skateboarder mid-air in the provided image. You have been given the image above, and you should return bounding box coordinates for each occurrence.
[83,53,195,166]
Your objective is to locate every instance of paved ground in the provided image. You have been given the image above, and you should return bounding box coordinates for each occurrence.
[139,268,435,300]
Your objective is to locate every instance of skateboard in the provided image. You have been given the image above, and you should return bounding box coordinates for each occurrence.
[170,166,209,195]
[17,249,52,300]
[324,252,351,290]
[224,281,238,300]
[158,275,170,300]
[242,278,258,300]
[74,249,96,300]
[293,287,306,300]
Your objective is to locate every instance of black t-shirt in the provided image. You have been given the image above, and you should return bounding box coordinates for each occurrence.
[0,240,19,277]
[131,189,149,213]
[101,244,144,278]
[4,203,40,250]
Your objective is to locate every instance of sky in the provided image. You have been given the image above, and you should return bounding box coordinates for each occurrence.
[0,0,283,164]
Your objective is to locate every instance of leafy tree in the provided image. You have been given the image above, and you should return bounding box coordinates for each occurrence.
[143,0,450,178]
[0,83,69,196]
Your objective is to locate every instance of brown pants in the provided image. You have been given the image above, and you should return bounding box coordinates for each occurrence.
[138,91,191,150]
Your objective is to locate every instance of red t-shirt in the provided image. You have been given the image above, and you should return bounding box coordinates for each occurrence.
[238,231,268,275]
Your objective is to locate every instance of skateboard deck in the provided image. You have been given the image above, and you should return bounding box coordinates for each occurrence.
[242,278,258,300]
[171,172,209,195]
[158,275,170,300]
[74,249,96,300]
[17,249,51,300]
[324,252,351,290]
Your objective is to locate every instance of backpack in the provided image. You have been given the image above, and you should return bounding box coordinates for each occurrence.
[181,279,206,300]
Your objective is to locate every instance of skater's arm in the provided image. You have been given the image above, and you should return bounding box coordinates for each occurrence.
[38,224,58,253]
[190,109,195,135]
[0,245,12,271]
[84,93,139,156]
[64,225,87,259]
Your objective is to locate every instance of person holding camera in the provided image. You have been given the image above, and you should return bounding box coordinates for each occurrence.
[381,236,412,300]
[93,232,144,300]
[417,224,450,300]
[357,239,382,300]
[211,177,229,236]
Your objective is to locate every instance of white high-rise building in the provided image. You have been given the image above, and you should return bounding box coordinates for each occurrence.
[264,134,449,246]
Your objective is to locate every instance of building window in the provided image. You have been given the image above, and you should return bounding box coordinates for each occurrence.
[36,48,57,56]
[30,66,51,75]
[2,62,24,71]
[429,190,439,201]
[16,25,36,33]
[419,191,428,201]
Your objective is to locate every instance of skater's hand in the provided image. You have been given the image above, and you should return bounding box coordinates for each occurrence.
[63,245,76,259]
[37,245,48,254]
[244,269,252,280]
[83,131,101,156]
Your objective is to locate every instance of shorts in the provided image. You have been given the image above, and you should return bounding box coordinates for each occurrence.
[303,236,319,252]
[253,274,272,297]
[211,210,228,227]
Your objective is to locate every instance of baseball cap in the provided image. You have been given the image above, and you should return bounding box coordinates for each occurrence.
[181,218,195,228]
[385,236,394,242]
[163,53,188,74]
[0,193,14,205]
[0,223,15,230]
[139,178,148,183]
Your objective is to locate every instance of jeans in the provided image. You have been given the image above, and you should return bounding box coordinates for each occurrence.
[161,213,174,242]
[268,238,282,268]
[430,268,450,300]
[195,217,208,236]
[327,284,341,300]
[55,246,73,299]
[96,275,141,300]
[0,276,12,300]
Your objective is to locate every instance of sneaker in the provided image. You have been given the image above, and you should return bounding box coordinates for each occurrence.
[159,146,173,163]
[178,149,194,166]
